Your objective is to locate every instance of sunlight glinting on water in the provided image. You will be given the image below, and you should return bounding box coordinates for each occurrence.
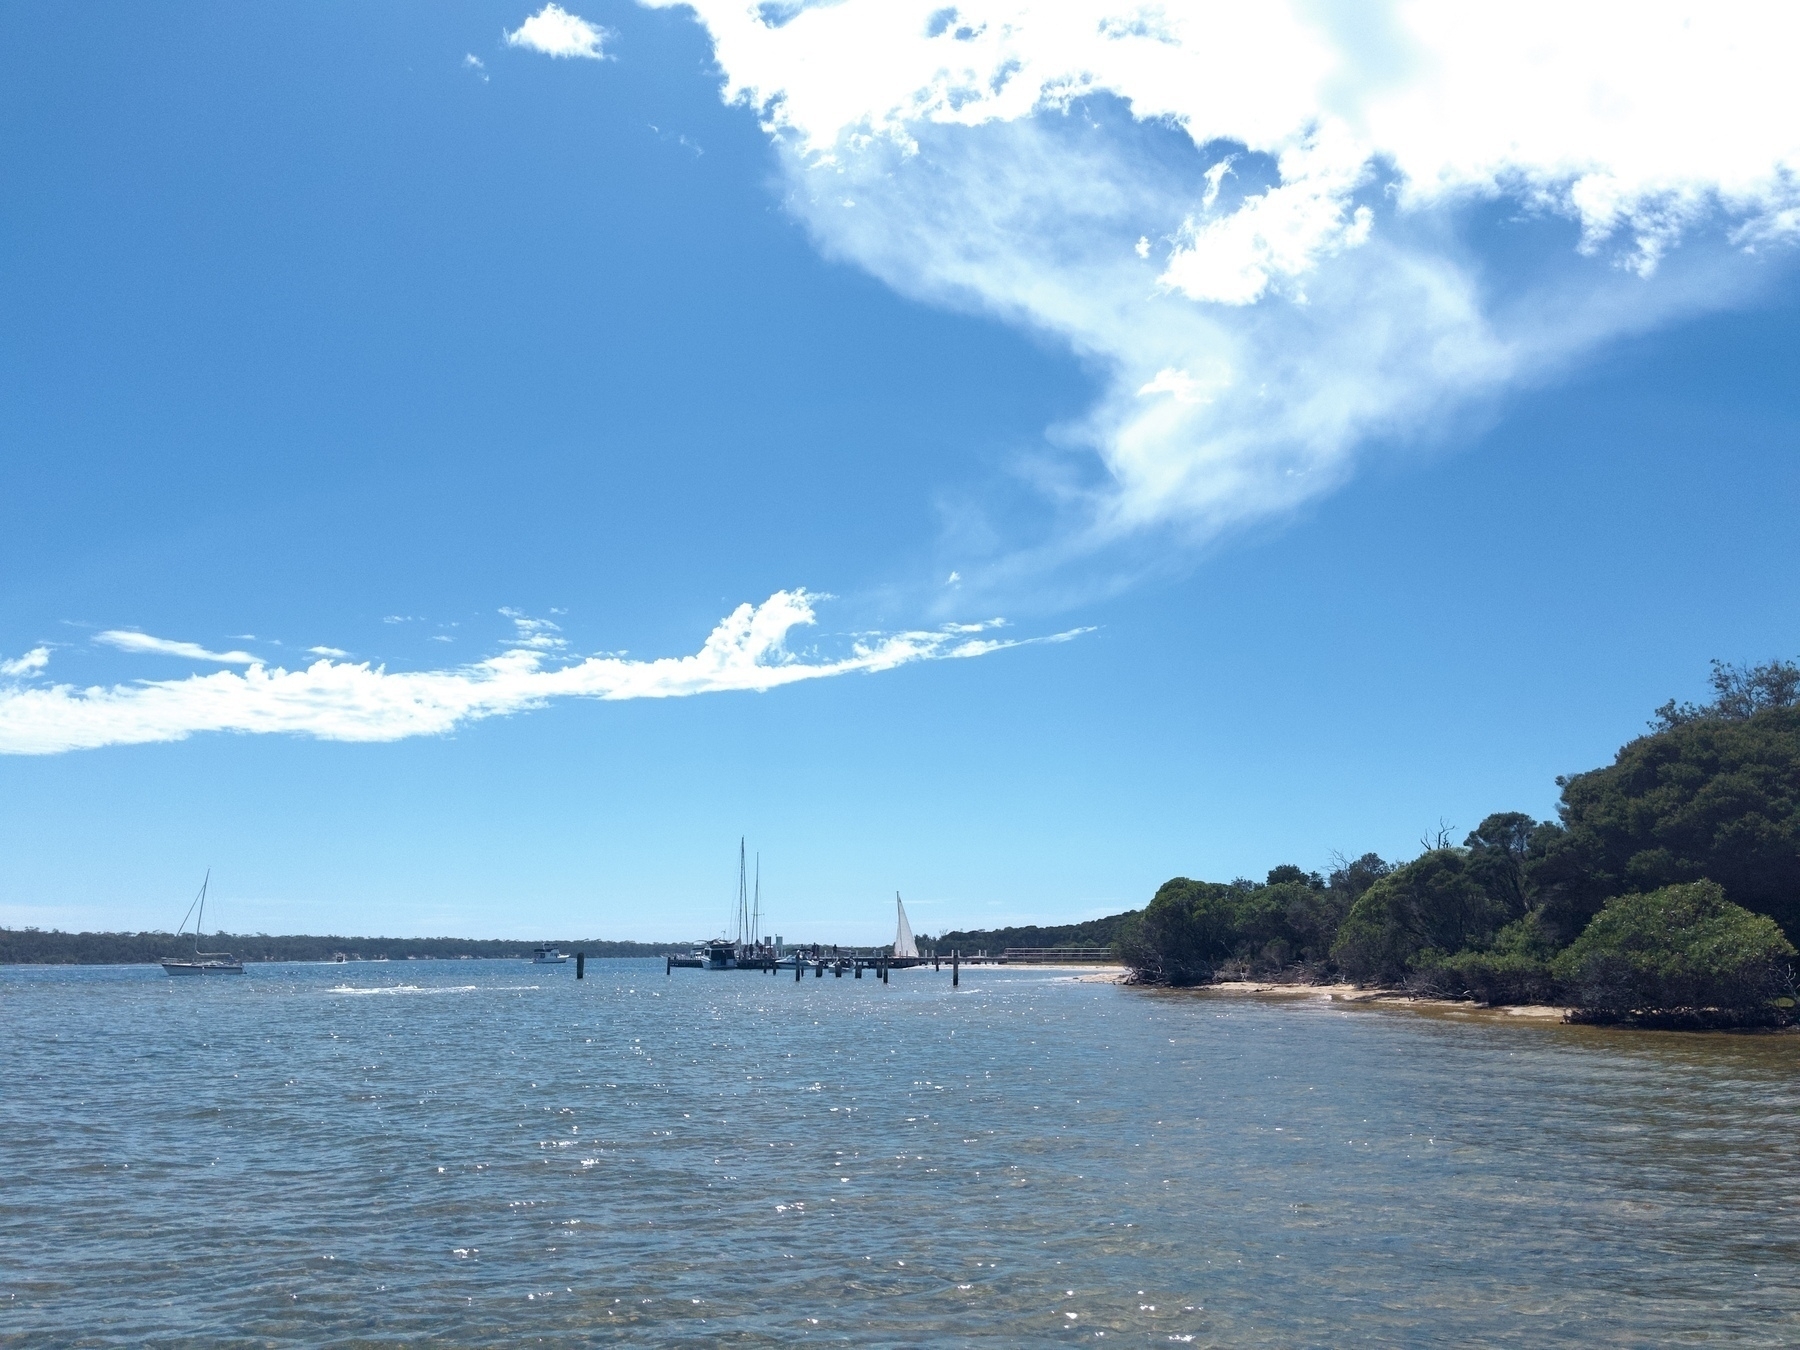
[2,958,1796,1345]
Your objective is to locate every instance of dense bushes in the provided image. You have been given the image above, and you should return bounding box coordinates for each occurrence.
[1115,858,1376,986]
[1550,882,1796,1024]
[1119,660,1800,1024]
[1331,846,1514,985]
[1551,703,1800,944]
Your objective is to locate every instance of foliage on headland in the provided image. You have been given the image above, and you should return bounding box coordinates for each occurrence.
[925,911,1139,957]
[0,930,678,965]
[1117,660,1800,1027]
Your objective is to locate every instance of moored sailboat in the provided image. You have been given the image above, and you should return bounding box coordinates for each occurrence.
[160,871,245,975]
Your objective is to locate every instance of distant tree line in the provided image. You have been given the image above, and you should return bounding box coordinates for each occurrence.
[923,911,1139,956]
[1116,659,1800,1028]
[0,930,680,965]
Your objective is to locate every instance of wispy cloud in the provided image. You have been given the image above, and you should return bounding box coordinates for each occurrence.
[95,631,256,665]
[499,609,566,650]
[1,648,50,678]
[506,4,609,59]
[0,592,1081,756]
[645,1,1800,580]
[308,646,350,658]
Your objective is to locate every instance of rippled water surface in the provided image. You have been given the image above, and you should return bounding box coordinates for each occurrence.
[2,959,1797,1346]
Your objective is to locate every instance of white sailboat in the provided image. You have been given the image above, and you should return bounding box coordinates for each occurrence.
[160,871,245,975]
[893,891,918,960]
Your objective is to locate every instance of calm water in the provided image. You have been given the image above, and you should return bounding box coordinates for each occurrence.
[2,959,1796,1346]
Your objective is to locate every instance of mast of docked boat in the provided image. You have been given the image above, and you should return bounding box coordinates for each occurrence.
[195,868,210,957]
[752,853,761,949]
[735,837,749,948]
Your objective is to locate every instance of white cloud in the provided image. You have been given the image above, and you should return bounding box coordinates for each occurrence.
[642,0,1800,565]
[0,592,1078,756]
[499,609,566,650]
[308,646,350,658]
[506,4,609,59]
[95,631,256,665]
[1,648,50,678]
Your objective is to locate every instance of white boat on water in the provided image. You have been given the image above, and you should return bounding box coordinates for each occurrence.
[532,946,569,964]
[893,892,918,959]
[160,872,245,975]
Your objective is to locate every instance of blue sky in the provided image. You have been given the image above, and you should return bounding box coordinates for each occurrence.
[3,1,1797,942]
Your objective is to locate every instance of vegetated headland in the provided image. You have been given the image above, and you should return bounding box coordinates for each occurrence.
[8,661,1796,1030]
[1107,659,1800,1031]
[0,932,676,965]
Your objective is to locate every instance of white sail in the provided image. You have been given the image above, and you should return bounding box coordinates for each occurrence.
[893,892,917,959]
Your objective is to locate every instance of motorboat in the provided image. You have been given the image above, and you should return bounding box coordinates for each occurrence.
[532,946,569,964]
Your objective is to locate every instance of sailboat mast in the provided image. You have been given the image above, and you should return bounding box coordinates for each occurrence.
[753,854,761,947]
[196,869,210,954]
[736,837,748,946]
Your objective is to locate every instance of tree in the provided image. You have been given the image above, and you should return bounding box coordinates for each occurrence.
[1326,852,1392,904]
[1330,849,1512,985]
[1550,880,1796,1023]
[1551,704,1800,943]
[1115,878,1242,985]
[1462,812,1544,915]
[1652,658,1800,730]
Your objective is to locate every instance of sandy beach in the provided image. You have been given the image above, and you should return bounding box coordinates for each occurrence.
[1071,972,1577,1020]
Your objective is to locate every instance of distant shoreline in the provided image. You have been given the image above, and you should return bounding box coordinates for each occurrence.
[0,930,681,965]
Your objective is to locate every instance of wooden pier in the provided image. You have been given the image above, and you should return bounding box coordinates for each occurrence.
[663,946,1117,982]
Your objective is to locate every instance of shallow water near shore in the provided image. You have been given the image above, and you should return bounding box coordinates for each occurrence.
[2,958,1796,1346]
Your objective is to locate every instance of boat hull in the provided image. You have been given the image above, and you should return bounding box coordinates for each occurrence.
[161,961,244,975]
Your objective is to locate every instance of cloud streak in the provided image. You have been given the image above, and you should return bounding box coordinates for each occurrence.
[643,1,1800,577]
[95,631,256,665]
[0,592,1079,756]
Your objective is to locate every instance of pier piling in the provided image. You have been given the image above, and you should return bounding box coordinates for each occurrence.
[953,949,959,987]
[576,952,585,979]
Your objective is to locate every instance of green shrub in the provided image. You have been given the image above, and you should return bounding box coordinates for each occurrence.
[1415,914,1562,1004]
[1550,880,1796,1021]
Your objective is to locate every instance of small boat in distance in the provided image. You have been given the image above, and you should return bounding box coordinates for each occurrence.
[531,946,568,964]
[161,871,245,975]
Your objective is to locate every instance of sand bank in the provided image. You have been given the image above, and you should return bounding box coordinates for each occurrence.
[1122,977,1578,1021]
